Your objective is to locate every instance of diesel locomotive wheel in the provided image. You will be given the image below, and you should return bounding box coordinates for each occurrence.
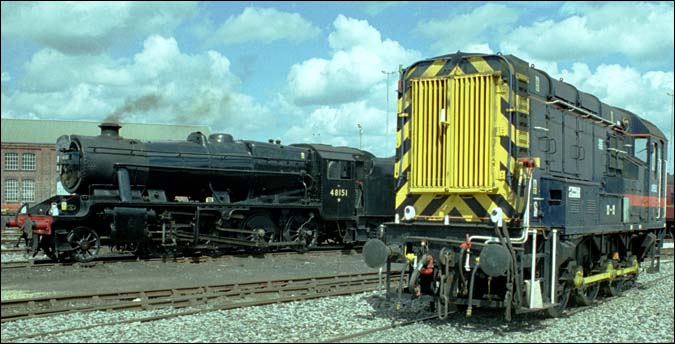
[66,226,100,263]
[546,284,571,318]
[603,278,626,297]
[546,264,574,318]
[573,283,600,306]
[283,213,318,251]
[241,213,277,246]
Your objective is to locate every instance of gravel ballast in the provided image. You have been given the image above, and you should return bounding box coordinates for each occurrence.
[2,261,672,343]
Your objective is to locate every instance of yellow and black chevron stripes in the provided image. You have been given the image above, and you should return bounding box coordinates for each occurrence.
[467,56,494,74]
[395,192,517,222]
[394,54,530,223]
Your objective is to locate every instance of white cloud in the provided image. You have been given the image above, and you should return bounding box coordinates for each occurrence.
[18,49,128,92]
[132,35,182,78]
[416,3,520,54]
[0,2,197,55]
[362,1,408,16]
[280,75,399,157]
[550,62,674,169]
[281,14,417,156]
[1,72,10,82]
[502,2,674,64]
[284,98,396,156]
[556,63,674,129]
[286,15,420,106]
[1,35,275,136]
[215,7,320,45]
[461,43,494,55]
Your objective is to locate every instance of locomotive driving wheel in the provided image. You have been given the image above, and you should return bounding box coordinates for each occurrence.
[574,282,600,306]
[546,264,573,318]
[67,226,100,263]
[546,283,571,318]
[38,235,58,261]
[603,278,626,297]
[241,213,277,247]
[283,213,318,251]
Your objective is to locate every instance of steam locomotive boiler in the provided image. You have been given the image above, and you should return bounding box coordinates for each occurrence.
[57,123,306,203]
[11,123,394,262]
[363,52,668,320]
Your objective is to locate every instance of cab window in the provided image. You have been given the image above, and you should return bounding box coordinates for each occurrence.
[327,160,352,180]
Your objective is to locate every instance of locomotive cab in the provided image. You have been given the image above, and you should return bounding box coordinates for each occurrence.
[293,144,369,220]
[323,158,356,219]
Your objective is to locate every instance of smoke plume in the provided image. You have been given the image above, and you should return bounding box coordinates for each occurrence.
[104,94,162,123]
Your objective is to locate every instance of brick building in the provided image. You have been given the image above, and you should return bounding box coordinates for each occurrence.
[1,118,210,214]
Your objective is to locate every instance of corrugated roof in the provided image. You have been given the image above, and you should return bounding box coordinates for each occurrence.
[1,118,211,144]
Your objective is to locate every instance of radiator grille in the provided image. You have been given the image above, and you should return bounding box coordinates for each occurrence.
[410,74,498,193]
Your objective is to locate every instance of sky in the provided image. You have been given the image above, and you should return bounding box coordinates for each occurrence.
[1,1,674,171]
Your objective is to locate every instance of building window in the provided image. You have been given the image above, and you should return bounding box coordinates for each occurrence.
[5,153,18,170]
[22,153,36,171]
[22,179,36,202]
[5,179,18,202]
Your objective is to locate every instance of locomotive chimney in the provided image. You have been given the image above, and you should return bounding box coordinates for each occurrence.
[99,122,121,137]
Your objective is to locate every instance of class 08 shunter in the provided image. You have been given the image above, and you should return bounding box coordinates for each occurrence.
[364,52,668,321]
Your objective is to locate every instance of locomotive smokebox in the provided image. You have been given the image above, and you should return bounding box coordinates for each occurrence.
[99,122,121,137]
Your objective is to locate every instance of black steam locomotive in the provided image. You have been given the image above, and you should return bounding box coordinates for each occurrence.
[363,52,668,320]
[11,123,394,262]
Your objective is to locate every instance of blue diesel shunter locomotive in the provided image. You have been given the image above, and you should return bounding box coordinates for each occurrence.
[363,52,668,319]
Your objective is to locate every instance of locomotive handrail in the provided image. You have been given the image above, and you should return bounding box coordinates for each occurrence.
[112,163,305,176]
[404,235,483,246]
[90,146,251,158]
[89,146,308,162]
[607,147,627,154]
[544,98,616,126]
[541,175,601,187]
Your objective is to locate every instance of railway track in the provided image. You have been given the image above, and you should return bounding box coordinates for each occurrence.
[3,241,668,271]
[1,271,400,342]
[318,258,675,343]
[0,247,360,270]
[320,314,439,343]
